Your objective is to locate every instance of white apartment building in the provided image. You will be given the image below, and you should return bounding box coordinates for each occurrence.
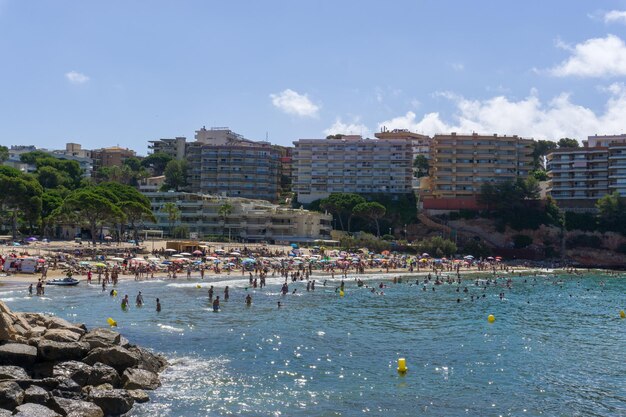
[547,134,626,210]
[143,192,332,242]
[292,135,414,204]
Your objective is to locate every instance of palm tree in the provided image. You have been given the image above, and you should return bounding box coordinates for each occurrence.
[162,203,180,237]
[218,203,233,240]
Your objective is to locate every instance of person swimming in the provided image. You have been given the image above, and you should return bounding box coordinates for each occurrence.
[121,295,129,310]
[245,294,252,305]
[156,298,161,312]
[212,296,220,312]
[136,291,144,307]
[208,286,214,300]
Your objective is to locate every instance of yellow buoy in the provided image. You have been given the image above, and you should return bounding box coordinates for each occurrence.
[488,314,495,323]
[397,358,407,373]
[112,290,117,297]
[620,310,625,319]
[339,290,345,297]
[196,284,202,289]
[107,317,117,327]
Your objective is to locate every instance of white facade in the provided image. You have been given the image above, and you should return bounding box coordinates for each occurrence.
[292,136,414,204]
[143,192,332,242]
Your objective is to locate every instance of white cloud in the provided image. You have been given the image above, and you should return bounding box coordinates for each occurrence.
[270,89,319,117]
[323,118,372,138]
[378,86,626,140]
[549,35,626,77]
[604,10,626,24]
[65,71,90,84]
[451,62,465,71]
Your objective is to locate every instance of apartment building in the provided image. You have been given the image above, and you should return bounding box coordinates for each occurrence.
[374,128,431,157]
[547,134,626,210]
[91,146,136,172]
[425,133,534,209]
[3,144,93,177]
[148,137,187,160]
[182,128,281,201]
[143,192,332,242]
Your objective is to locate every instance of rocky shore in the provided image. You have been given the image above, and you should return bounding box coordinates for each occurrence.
[0,301,167,416]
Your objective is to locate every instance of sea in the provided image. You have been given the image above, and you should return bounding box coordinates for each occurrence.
[1,271,624,417]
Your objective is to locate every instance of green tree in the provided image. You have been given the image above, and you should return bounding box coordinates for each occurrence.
[557,138,580,148]
[218,202,234,239]
[531,169,548,181]
[19,150,50,164]
[54,189,123,245]
[319,193,365,232]
[413,155,429,178]
[123,157,143,172]
[596,191,626,234]
[0,146,8,163]
[40,190,64,238]
[530,139,557,169]
[162,160,188,191]
[353,202,386,236]
[161,202,181,237]
[0,167,43,238]
[120,201,156,245]
[141,152,174,176]
[36,166,71,189]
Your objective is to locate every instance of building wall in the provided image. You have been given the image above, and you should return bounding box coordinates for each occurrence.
[292,136,414,204]
[428,133,534,200]
[148,137,187,160]
[91,147,136,172]
[143,192,332,242]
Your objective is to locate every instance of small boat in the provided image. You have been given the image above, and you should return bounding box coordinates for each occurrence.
[47,277,80,286]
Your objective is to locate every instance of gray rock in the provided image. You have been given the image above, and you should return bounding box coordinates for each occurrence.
[13,403,61,417]
[88,389,134,416]
[81,328,121,350]
[128,346,168,373]
[31,362,55,379]
[0,366,28,381]
[0,380,24,410]
[23,385,50,404]
[127,389,150,403]
[52,397,104,417]
[0,313,17,342]
[87,363,119,387]
[0,408,10,416]
[26,326,47,339]
[42,317,85,337]
[83,346,138,373]
[53,361,93,387]
[52,377,81,395]
[37,340,90,362]
[0,343,37,366]
[42,329,81,343]
[122,368,160,390]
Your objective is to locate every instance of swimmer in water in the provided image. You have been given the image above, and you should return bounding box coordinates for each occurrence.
[212,296,220,312]
[245,294,252,305]
[121,295,129,310]
[208,286,214,300]
[156,298,161,312]
[136,291,143,307]
[277,301,282,308]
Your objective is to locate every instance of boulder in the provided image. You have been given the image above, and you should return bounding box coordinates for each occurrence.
[88,389,134,416]
[0,381,24,410]
[37,340,90,361]
[52,378,82,396]
[26,326,47,339]
[23,385,50,404]
[42,329,81,343]
[87,363,119,387]
[0,313,17,342]
[0,366,29,381]
[127,389,150,403]
[81,328,120,350]
[15,313,45,328]
[0,343,37,366]
[0,409,10,416]
[52,397,104,417]
[129,346,168,373]
[53,361,93,387]
[83,346,138,373]
[122,368,160,390]
[31,362,55,379]
[42,317,85,337]
[13,403,61,417]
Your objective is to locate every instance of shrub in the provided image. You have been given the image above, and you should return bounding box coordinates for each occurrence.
[567,234,602,249]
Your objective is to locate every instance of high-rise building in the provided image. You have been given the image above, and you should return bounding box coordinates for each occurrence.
[547,134,626,210]
[292,135,414,204]
[184,127,281,202]
[425,133,533,210]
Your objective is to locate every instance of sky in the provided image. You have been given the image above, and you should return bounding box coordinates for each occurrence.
[2,1,626,154]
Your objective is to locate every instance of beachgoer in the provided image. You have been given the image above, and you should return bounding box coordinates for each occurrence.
[245,294,252,305]
[212,296,220,312]
[156,298,161,312]
[136,291,144,307]
[208,286,214,300]
[28,284,33,295]
[224,286,229,300]
[121,295,129,310]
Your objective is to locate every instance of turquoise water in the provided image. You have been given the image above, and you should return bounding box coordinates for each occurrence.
[1,272,625,417]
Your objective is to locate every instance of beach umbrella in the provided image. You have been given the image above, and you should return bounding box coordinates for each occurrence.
[93,262,106,267]
[164,248,177,252]
[192,250,203,255]
[12,242,20,246]
[463,255,474,260]
[109,257,124,262]
[104,236,113,240]
[27,237,37,242]
[179,252,192,256]
[172,254,184,258]
[229,252,241,256]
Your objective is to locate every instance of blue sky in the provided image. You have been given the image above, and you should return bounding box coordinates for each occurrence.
[2,1,626,153]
